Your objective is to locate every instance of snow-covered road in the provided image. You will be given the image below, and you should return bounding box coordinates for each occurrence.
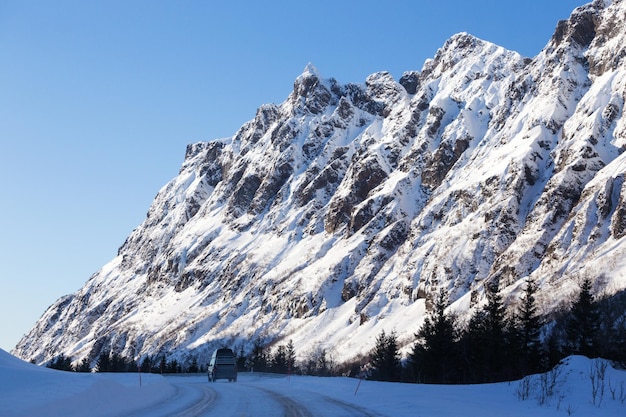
[130,374,384,417]
[125,377,215,417]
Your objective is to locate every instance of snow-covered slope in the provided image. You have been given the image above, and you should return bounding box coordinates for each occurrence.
[13,0,626,365]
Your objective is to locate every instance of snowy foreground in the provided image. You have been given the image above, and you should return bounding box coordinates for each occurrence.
[1,349,625,416]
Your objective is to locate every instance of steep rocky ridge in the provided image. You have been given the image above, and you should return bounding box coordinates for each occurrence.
[14,0,626,365]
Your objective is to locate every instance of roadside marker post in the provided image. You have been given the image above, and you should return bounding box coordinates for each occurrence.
[354,371,365,395]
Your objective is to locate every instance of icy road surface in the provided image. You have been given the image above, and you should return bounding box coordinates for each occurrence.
[131,373,382,417]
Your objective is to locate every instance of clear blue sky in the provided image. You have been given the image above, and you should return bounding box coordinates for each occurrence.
[0,0,584,351]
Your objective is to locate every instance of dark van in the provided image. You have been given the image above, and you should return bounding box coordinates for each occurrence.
[208,348,237,382]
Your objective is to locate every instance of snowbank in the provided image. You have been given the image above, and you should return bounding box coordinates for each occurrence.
[0,349,174,417]
[261,356,626,417]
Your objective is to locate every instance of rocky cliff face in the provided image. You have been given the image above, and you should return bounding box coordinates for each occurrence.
[14,0,626,365]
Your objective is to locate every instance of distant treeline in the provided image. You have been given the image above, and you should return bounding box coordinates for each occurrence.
[45,277,626,384]
[46,351,203,374]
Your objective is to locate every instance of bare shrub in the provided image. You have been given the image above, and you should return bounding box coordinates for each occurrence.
[589,360,607,406]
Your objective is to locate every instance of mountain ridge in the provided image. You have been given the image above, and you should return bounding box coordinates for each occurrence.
[14,0,626,366]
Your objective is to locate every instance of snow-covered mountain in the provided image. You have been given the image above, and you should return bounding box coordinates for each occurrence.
[14,0,626,366]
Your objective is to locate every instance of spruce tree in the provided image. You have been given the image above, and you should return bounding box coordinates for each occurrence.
[460,281,509,382]
[96,351,111,372]
[76,357,92,373]
[47,354,74,371]
[370,330,401,382]
[251,338,268,372]
[410,287,459,383]
[110,352,127,372]
[566,277,600,357]
[286,339,297,374]
[188,357,199,373]
[370,330,387,380]
[512,277,543,374]
[166,358,179,373]
[385,331,401,382]
[159,356,167,374]
[236,345,247,372]
[140,355,153,373]
[272,344,288,373]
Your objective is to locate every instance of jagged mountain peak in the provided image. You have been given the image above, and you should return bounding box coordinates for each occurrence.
[550,1,601,49]
[300,62,321,79]
[546,0,626,67]
[421,31,524,86]
[289,63,336,115]
[13,1,626,368]
[586,0,626,76]
[434,31,510,61]
[442,32,487,51]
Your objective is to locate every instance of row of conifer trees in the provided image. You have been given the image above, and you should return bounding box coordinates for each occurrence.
[46,350,202,374]
[46,339,310,375]
[368,277,626,384]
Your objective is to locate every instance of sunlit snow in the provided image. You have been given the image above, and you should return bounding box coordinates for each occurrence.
[1,349,625,416]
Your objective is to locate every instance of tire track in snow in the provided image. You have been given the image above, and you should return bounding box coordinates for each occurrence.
[259,388,314,417]
[321,396,387,417]
[171,384,216,417]
[136,374,387,417]
[125,381,216,417]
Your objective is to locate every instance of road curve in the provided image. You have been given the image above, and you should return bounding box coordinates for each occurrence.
[125,380,216,417]
[135,373,389,417]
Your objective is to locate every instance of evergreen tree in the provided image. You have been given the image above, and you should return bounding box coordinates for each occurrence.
[236,345,247,372]
[166,358,180,373]
[595,291,626,363]
[410,288,459,383]
[47,354,74,371]
[370,331,388,380]
[159,356,167,374]
[188,357,199,373]
[271,344,288,374]
[140,355,153,373]
[460,281,509,382]
[286,339,297,374]
[76,357,92,373]
[96,351,111,372]
[110,352,128,372]
[251,338,268,372]
[511,277,543,375]
[370,330,401,382]
[565,277,600,357]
